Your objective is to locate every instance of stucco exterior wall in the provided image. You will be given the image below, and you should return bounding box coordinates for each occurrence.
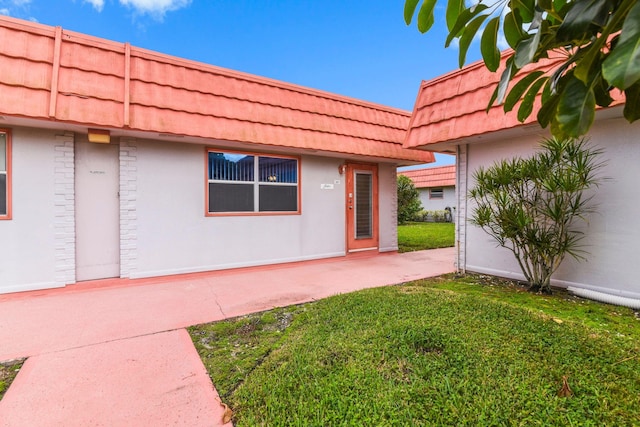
[0,127,63,293]
[130,139,348,278]
[463,117,640,299]
[417,186,455,212]
[0,128,403,292]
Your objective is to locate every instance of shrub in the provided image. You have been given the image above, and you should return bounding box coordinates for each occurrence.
[397,174,422,224]
[468,137,604,294]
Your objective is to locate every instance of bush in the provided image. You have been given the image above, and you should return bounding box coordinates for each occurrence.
[397,174,422,224]
[468,137,604,294]
[415,209,453,223]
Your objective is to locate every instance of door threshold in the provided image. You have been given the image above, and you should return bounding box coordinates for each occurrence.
[348,247,378,254]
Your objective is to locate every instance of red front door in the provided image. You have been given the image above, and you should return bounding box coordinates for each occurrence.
[346,163,379,252]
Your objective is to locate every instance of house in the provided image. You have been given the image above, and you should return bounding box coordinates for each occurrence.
[0,16,433,294]
[399,165,455,213]
[404,54,640,302]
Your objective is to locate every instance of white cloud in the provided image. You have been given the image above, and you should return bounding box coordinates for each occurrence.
[83,0,105,12]
[0,0,31,16]
[119,0,191,17]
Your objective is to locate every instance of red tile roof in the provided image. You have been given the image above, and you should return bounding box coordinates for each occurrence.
[404,52,624,150]
[399,165,455,188]
[0,16,433,163]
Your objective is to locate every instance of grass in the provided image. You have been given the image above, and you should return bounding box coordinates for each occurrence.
[189,274,640,426]
[397,222,454,252]
[0,359,23,401]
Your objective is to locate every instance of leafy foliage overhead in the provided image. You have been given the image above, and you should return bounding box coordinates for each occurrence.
[405,0,640,138]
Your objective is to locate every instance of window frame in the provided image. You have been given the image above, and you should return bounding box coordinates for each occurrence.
[0,128,11,220]
[205,148,301,216]
[429,188,444,199]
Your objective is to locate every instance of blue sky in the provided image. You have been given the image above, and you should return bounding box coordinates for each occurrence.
[0,0,482,166]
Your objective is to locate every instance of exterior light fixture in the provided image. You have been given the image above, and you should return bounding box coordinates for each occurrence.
[88,129,111,144]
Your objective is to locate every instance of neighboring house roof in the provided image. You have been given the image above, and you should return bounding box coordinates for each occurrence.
[399,165,455,188]
[0,16,433,164]
[404,52,624,151]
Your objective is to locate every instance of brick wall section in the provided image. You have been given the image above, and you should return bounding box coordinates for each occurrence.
[119,138,137,278]
[388,169,398,250]
[54,132,76,285]
[455,144,467,273]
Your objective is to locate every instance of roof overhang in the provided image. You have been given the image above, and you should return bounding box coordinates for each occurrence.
[0,15,434,165]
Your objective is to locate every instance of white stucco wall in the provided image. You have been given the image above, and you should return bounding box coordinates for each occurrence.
[131,139,349,278]
[462,117,640,299]
[1,129,403,291]
[417,186,456,212]
[0,127,62,293]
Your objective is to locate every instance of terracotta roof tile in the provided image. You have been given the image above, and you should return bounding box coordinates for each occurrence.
[399,165,455,188]
[404,53,625,150]
[0,15,433,163]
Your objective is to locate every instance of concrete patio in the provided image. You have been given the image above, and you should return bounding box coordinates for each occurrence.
[0,248,455,426]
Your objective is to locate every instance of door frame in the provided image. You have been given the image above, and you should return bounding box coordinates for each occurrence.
[75,139,120,281]
[345,162,379,253]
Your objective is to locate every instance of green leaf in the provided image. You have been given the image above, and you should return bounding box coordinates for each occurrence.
[574,40,607,84]
[537,0,553,11]
[518,76,548,122]
[487,85,499,113]
[593,73,614,107]
[555,76,596,137]
[481,17,501,72]
[623,81,640,122]
[495,56,517,105]
[404,0,420,25]
[503,11,524,50]
[512,0,535,23]
[537,92,560,128]
[514,29,541,68]
[602,1,640,89]
[446,0,464,32]
[504,71,545,112]
[556,0,611,43]
[458,13,489,68]
[417,0,438,33]
[445,3,489,47]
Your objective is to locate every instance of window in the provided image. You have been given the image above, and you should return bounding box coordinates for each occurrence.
[355,172,372,239]
[0,129,10,220]
[207,150,299,214]
[429,188,444,199]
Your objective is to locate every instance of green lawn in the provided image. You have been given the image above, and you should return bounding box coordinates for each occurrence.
[189,275,640,426]
[398,222,455,252]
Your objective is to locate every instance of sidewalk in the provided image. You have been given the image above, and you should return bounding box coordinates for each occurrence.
[0,248,455,426]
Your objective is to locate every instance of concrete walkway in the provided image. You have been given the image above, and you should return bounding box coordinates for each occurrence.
[0,248,455,426]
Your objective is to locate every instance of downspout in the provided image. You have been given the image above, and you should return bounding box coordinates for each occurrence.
[456,144,466,274]
[568,287,640,310]
[456,144,460,272]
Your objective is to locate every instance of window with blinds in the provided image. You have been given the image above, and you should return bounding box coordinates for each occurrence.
[207,150,299,214]
[429,188,444,199]
[355,172,372,239]
[0,130,9,219]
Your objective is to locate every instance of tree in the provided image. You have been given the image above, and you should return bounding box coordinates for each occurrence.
[397,174,422,224]
[468,137,604,294]
[404,0,640,138]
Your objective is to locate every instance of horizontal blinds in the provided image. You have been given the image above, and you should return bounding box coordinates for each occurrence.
[355,172,372,239]
[258,156,297,183]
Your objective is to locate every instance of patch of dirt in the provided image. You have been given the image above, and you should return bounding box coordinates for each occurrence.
[0,359,24,400]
